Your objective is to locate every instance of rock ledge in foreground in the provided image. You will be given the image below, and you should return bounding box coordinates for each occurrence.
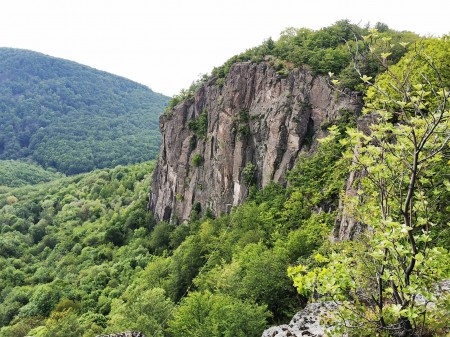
[261,302,343,337]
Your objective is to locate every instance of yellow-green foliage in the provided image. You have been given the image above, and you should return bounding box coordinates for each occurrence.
[366,36,450,110]
[290,35,450,336]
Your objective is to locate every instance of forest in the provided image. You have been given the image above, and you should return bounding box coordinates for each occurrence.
[0,135,348,336]
[0,48,168,175]
[0,21,449,337]
[0,160,64,188]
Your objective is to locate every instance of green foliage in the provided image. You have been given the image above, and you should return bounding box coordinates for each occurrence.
[148,221,176,255]
[165,75,208,113]
[191,153,203,167]
[290,35,450,336]
[194,242,303,321]
[242,163,257,186]
[0,160,64,187]
[211,20,418,86]
[168,291,270,337]
[0,161,156,335]
[188,109,208,139]
[0,48,168,175]
[365,36,450,108]
[107,287,174,337]
[233,108,251,139]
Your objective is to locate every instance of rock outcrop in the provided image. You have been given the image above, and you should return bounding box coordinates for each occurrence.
[261,302,344,337]
[264,280,450,337]
[149,62,361,223]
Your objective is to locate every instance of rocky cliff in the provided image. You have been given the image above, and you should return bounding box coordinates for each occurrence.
[149,61,361,223]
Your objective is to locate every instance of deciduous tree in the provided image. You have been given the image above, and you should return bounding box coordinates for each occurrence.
[289,34,450,336]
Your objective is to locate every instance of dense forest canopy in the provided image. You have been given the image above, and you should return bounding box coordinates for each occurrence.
[0,160,64,188]
[0,48,168,175]
[0,134,349,336]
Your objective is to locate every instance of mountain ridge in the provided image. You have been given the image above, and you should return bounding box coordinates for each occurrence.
[0,48,168,174]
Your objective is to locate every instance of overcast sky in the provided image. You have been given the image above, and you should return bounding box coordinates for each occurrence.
[0,0,448,96]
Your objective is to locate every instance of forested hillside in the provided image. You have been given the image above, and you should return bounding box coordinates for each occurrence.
[0,48,168,175]
[0,136,348,337]
[0,21,449,337]
[0,162,156,336]
[0,160,64,187]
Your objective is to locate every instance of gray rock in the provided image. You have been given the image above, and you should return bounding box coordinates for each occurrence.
[265,281,449,337]
[261,302,345,337]
[149,62,361,223]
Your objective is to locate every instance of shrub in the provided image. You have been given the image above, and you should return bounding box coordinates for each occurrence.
[242,163,257,186]
[188,110,208,139]
[168,291,270,337]
[191,154,203,167]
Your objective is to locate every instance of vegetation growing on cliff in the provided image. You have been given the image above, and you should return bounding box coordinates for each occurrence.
[210,20,418,89]
[165,21,419,116]
[0,48,168,175]
[188,109,208,139]
[1,23,449,337]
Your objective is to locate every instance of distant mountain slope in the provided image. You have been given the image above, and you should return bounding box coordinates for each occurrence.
[0,48,168,174]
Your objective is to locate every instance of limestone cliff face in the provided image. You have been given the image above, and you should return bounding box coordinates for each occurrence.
[149,62,361,223]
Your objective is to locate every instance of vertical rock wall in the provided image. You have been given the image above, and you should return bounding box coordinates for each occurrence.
[149,62,361,223]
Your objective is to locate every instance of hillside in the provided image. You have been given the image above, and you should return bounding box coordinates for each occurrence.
[0,148,343,337]
[0,160,64,188]
[0,48,168,175]
[0,162,158,336]
[0,22,449,337]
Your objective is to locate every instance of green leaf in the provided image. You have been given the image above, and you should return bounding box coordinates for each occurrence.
[331,79,340,86]
[360,75,373,83]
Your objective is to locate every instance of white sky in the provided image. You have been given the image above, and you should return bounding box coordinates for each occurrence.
[0,0,448,96]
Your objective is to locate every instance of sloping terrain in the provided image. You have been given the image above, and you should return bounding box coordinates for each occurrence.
[0,160,64,187]
[0,48,168,174]
[1,22,449,337]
